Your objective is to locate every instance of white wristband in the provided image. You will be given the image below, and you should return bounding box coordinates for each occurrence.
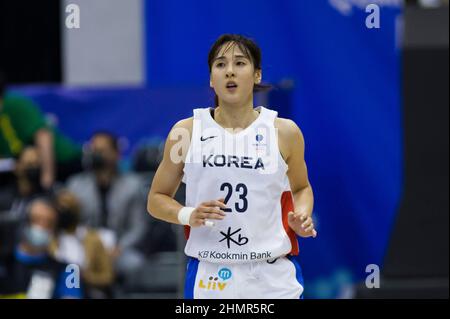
[178,206,195,226]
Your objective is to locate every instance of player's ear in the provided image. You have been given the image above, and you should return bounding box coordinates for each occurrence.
[209,73,214,88]
[254,69,262,84]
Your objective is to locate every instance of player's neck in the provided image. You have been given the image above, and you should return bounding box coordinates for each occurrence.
[216,97,258,130]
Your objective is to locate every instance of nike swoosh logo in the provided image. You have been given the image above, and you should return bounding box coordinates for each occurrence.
[200,136,217,141]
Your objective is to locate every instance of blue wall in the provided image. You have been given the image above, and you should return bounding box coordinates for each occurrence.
[11,85,214,155]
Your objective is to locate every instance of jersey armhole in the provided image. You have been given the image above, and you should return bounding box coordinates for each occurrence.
[182,110,200,179]
[272,112,289,173]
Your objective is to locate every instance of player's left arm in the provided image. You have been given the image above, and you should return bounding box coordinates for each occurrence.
[277,118,317,238]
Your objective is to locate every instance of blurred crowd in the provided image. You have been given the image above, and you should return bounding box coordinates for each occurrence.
[0,71,180,299]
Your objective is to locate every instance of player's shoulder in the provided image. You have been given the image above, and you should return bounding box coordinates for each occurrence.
[274,117,303,140]
[166,117,194,148]
[171,116,193,136]
[174,116,193,127]
[275,117,305,161]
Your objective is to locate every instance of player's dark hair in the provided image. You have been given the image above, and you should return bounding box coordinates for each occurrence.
[208,34,272,106]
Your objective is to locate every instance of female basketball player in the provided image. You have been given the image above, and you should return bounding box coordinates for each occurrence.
[147,34,316,299]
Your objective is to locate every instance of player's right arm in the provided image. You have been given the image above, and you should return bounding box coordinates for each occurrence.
[147,118,227,227]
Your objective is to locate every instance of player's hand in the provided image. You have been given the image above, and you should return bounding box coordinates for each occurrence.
[288,211,317,238]
[190,198,227,227]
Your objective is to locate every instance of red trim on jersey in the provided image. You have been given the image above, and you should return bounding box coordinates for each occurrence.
[281,191,299,255]
[184,225,191,240]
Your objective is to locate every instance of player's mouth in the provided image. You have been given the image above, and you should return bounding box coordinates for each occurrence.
[225,81,238,92]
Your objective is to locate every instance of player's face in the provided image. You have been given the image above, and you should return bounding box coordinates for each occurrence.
[210,42,261,105]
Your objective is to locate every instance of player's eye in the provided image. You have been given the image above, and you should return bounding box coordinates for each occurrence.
[215,62,225,68]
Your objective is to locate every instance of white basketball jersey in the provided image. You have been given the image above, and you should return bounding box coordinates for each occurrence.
[182,106,299,264]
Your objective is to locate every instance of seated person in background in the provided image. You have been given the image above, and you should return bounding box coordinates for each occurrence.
[0,198,83,299]
[67,132,147,280]
[50,189,114,298]
[7,146,49,225]
[0,70,82,187]
[0,146,46,257]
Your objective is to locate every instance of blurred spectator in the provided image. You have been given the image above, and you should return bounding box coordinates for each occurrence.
[132,143,179,256]
[0,70,82,187]
[67,132,147,280]
[50,189,114,298]
[418,0,448,7]
[7,146,49,226]
[0,198,83,299]
[0,147,47,258]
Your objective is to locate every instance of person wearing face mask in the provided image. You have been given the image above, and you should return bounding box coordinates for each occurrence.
[15,147,46,196]
[49,190,114,298]
[0,198,83,298]
[2,147,50,236]
[66,132,147,282]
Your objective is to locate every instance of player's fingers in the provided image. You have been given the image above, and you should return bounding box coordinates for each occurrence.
[196,211,224,220]
[288,211,296,221]
[207,213,226,220]
[201,200,215,207]
[300,213,308,222]
[301,218,313,228]
[304,223,315,232]
[202,199,227,209]
[198,206,226,216]
[302,229,316,238]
